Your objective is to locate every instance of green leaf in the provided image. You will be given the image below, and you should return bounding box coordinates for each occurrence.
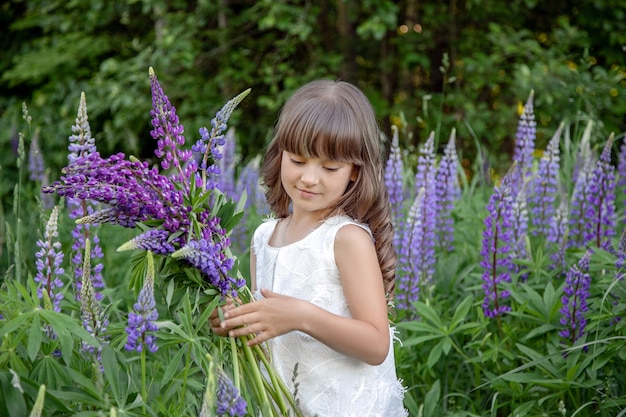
[27,314,42,362]
[423,379,441,417]
[427,339,444,368]
[449,295,473,331]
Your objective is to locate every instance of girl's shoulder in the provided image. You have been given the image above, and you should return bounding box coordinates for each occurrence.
[324,214,372,237]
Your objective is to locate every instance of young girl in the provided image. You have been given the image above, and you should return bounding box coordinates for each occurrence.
[212,79,407,417]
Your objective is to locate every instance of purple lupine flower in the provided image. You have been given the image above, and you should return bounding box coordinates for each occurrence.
[44,153,191,243]
[64,92,105,300]
[215,368,247,417]
[384,125,405,250]
[618,134,626,193]
[125,251,159,353]
[616,228,626,271]
[548,199,569,270]
[172,217,243,298]
[512,91,536,187]
[586,135,617,250]
[572,121,593,188]
[79,239,109,356]
[149,67,194,183]
[192,88,251,192]
[480,166,518,318]
[435,129,461,251]
[216,128,238,198]
[34,206,65,312]
[117,229,176,255]
[568,147,595,249]
[529,123,563,237]
[29,128,54,209]
[231,157,268,253]
[559,252,591,347]
[395,189,425,312]
[28,128,46,182]
[404,133,438,295]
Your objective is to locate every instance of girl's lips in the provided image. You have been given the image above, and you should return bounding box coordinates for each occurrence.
[297,188,318,198]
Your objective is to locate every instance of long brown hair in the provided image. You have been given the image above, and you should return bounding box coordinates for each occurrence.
[261,79,396,301]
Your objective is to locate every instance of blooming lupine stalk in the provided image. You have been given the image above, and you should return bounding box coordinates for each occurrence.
[512,90,536,188]
[232,157,268,253]
[125,251,159,353]
[217,128,238,198]
[559,252,591,347]
[79,239,109,356]
[216,368,247,417]
[616,228,626,271]
[510,180,529,280]
[172,217,243,298]
[384,125,405,249]
[396,189,425,312]
[529,123,563,237]
[435,129,461,251]
[192,88,251,192]
[586,135,617,250]
[548,199,569,270]
[34,206,64,312]
[28,128,45,183]
[403,132,438,301]
[48,153,190,242]
[618,134,626,193]
[568,146,595,249]
[150,67,194,185]
[65,92,105,300]
[480,166,518,318]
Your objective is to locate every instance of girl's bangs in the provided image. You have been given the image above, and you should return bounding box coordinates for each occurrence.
[278,100,363,164]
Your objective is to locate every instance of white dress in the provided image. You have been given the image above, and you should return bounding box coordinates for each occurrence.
[252,215,407,417]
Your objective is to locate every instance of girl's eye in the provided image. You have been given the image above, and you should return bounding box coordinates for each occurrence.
[324,166,339,172]
[290,158,305,165]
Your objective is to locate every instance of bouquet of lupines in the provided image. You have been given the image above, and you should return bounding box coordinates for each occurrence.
[43,68,301,417]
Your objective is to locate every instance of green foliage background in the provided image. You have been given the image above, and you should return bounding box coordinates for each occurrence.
[1,0,625,177]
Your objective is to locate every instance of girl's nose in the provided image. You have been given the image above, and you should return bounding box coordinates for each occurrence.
[301,165,320,185]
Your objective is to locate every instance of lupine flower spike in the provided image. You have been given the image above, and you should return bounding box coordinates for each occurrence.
[512,90,536,189]
[79,239,109,357]
[617,228,626,271]
[396,188,425,313]
[65,92,105,300]
[567,131,595,249]
[193,87,251,192]
[586,134,617,250]
[200,357,247,417]
[34,206,64,315]
[618,134,626,195]
[125,251,159,353]
[384,124,405,247]
[149,67,194,185]
[559,252,592,349]
[480,164,519,318]
[215,368,247,417]
[529,122,563,237]
[435,128,461,251]
[407,132,438,298]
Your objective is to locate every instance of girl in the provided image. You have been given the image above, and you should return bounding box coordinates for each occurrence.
[212,79,407,417]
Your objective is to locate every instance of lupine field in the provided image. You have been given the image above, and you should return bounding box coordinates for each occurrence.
[1,68,625,417]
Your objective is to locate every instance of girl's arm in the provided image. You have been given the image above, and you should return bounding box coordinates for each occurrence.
[220,224,390,366]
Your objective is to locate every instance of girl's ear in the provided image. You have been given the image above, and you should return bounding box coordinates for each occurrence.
[350,166,358,182]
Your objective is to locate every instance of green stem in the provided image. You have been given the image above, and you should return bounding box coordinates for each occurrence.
[181,342,192,402]
[241,337,273,416]
[255,344,302,417]
[141,347,147,410]
[230,337,241,390]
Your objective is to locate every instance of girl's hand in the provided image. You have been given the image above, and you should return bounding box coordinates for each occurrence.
[209,298,237,337]
[220,288,304,346]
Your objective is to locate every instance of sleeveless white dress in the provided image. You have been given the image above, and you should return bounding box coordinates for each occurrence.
[252,215,407,417]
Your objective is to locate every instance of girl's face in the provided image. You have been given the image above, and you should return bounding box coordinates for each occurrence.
[280,150,356,217]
